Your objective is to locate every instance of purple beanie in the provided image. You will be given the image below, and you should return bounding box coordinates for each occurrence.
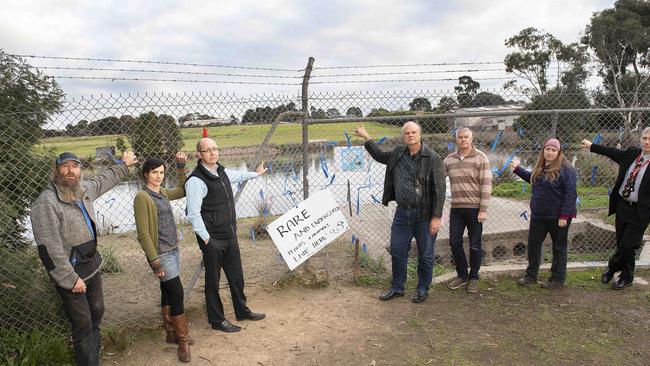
[544,138,561,150]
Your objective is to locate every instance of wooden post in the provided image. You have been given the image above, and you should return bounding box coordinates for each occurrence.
[301,57,315,200]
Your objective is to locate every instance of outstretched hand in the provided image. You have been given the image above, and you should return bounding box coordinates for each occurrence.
[256,162,268,176]
[121,150,137,167]
[175,151,187,162]
[353,125,371,141]
[510,158,521,170]
[580,139,592,149]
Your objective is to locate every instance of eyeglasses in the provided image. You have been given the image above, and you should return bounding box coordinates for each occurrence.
[199,147,218,153]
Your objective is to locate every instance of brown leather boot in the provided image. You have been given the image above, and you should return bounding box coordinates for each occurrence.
[161,306,176,344]
[171,313,191,363]
[162,306,194,345]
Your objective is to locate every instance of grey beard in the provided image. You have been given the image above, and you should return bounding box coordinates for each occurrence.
[54,175,83,201]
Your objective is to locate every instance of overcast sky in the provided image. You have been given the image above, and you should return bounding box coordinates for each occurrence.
[1,0,615,98]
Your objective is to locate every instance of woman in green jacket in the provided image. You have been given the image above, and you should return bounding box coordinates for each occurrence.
[133,152,192,363]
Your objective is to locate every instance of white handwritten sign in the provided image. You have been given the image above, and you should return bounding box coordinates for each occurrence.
[267,188,349,270]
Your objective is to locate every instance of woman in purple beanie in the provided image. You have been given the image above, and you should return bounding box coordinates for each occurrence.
[510,138,577,289]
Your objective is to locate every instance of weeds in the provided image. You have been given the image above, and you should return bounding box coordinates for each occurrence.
[0,329,73,366]
[99,246,121,274]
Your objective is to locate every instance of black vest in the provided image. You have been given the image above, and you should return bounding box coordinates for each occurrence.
[189,161,237,239]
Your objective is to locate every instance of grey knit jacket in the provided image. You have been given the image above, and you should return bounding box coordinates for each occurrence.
[31,164,129,289]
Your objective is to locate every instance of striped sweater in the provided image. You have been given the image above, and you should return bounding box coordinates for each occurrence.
[444,147,492,212]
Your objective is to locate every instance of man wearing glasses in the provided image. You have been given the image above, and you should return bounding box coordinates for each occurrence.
[186,137,267,332]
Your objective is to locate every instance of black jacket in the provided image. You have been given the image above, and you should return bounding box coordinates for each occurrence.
[189,161,237,239]
[364,141,446,220]
[591,144,650,221]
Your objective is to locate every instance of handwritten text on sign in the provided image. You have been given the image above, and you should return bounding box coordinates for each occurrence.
[267,188,349,270]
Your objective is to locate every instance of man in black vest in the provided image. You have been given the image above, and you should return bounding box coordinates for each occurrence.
[581,127,650,289]
[186,137,267,332]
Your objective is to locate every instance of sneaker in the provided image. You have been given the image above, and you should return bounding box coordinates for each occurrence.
[448,277,468,290]
[517,275,536,286]
[540,280,563,289]
[466,279,479,293]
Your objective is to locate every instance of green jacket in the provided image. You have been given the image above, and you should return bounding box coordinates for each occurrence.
[133,170,187,262]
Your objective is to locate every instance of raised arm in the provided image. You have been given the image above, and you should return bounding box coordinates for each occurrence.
[84,150,136,199]
[355,125,391,164]
[581,139,626,163]
[511,158,532,183]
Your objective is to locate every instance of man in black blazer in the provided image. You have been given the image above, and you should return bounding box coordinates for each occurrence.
[581,127,650,289]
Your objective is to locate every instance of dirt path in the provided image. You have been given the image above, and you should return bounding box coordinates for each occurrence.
[105,269,649,366]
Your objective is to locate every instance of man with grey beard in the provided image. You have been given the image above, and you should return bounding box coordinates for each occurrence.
[31,151,136,366]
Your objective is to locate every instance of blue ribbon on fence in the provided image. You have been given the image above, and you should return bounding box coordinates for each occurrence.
[362,243,368,253]
[321,174,336,190]
[371,194,381,203]
[591,165,598,185]
[490,130,504,151]
[619,127,625,142]
[356,178,374,215]
[249,227,256,244]
[593,133,603,145]
[320,153,329,178]
[522,181,527,193]
[344,132,352,148]
[493,147,523,177]
[378,136,387,144]
[576,197,581,206]
[517,127,525,137]
[520,211,528,220]
[447,142,455,151]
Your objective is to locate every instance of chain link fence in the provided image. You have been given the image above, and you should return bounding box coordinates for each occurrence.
[1,88,649,338]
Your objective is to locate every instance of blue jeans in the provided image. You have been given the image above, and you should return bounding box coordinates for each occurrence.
[389,207,436,293]
[55,273,104,366]
[449,208,483,280]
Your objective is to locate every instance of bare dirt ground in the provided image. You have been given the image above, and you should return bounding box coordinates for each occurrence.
[104,263,650,366]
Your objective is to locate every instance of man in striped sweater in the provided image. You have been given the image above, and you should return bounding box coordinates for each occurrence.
[444,127,492,293]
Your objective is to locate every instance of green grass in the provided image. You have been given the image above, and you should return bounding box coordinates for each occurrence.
[34,122,402,159]
[33,134,130,159]
[99,245,122,274]
[0,329,73,366]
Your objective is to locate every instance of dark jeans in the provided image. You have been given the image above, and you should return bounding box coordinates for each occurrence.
[611,200,649,280]
[199,236,251,324]
[449,208,483,280]
[389,207,436,293]
[55,273,104,366]
[526,218,571,283]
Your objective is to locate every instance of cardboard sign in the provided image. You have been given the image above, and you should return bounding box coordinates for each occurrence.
[267,188,349,270]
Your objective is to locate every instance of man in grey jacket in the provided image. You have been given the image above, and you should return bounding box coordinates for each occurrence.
[31,151,135,366]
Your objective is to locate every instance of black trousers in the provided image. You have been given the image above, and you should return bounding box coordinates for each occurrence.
[610,200,649,280]
[55,273,104,366]
[198,236,251,324]
[449,208,483,280]
[526,218,571,283]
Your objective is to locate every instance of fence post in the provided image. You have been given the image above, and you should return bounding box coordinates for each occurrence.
[301,57,315,200]
[550,111,558,138]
